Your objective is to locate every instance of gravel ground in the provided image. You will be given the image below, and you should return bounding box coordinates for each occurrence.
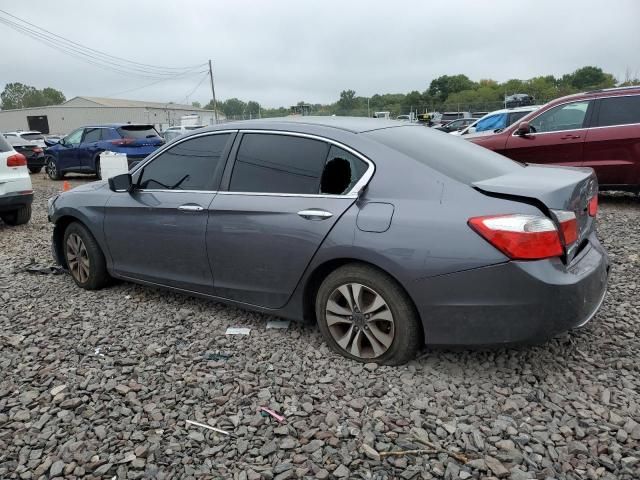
[1,174,639,480]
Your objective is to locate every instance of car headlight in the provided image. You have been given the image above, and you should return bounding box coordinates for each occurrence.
[47,195,59,218]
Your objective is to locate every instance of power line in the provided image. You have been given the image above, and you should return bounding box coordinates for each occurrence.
[0,9,205,75]
[179,72,210,105]
[106,70,208,98]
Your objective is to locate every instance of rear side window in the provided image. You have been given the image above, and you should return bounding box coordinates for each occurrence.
[0,135,11,152]
[366,126,523,184]
[138,133,230,190]
[320,146,368,195]
[118,125,160,139]
[21,133,44,141]
[82,128,102,143]
[595,95,640,127]
[229,134,329,194]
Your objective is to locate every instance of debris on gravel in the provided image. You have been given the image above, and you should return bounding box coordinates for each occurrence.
[0,176,639,478]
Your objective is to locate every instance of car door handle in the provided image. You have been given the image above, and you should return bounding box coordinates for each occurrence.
[560,134,581,140]
[298,209,333,220]
[178,204,204,212]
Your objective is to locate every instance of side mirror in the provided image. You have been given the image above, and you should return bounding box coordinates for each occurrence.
[44,138,58,147]
[108,173,133,192]
[516,121,531,136]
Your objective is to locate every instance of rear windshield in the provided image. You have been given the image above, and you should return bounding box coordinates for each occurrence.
[21,133,44,141]
[366,126,523,183]
[117,125,160,139]
[185,125,205,130]
[0,135,11,152]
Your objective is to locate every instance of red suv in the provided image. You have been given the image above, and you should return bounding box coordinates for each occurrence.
[467,86,640,191]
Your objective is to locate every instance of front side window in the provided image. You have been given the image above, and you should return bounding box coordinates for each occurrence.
[529,101,591,133]
[595,95,640,127]
[229,134,330,194]
[137,133,230,190]
[82,128,102,143]
[508,110,531,126]
[65,129,84,146]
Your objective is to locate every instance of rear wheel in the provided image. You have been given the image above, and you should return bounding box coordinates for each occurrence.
[95,155,101,179]
[63,222,110,290]
[1,205,31,226]
[28,166,42,174]
[46,156,63,180]
[315,264,422,365]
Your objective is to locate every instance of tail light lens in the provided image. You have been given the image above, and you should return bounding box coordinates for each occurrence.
[588,195,598,217]
[553,210,578,246]
[7,153,27,167]
[468,214,563,260]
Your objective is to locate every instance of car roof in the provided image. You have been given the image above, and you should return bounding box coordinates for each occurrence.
[201,116,405,134]
[545,85,640,106]
[82,123,153,128]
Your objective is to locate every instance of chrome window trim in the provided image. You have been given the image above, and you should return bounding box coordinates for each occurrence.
[235,129,376,196]
[129,128,375,199]
[510,93,640,136]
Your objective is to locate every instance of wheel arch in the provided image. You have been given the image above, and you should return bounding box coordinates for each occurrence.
[302,258,423,335]
[52,215,96,268]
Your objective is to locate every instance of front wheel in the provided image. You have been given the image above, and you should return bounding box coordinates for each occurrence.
[45,156,63,180]
[63,222,110,290]
[95,155,101,179]
[315,264,422,365]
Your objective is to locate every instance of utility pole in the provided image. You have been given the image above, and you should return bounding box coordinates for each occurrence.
[208,59,218,124]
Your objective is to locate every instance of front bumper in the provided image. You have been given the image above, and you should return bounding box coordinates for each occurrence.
[0,192,33,213]
[413,232,609,346]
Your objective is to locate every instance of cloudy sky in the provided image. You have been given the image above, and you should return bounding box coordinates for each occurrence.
[2,0,639,107]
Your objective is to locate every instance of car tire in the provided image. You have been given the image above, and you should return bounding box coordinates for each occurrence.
[95,155,101,180]
[1,205,31,226]
[63,222,110,290]
[45,156,63,180]
[28,166,43,174]
[315,263,422,365]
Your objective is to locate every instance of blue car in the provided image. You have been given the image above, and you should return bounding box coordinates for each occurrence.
[44,124,164,180]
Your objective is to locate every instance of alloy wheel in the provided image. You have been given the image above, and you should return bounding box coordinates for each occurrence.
[66,233,90,283]
[46,158,57,178]
[325,283,395,359]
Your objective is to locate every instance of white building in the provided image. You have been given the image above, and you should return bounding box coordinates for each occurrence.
[0,96,224,135]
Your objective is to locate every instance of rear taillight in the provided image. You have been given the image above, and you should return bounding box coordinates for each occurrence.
[7,153,27,167]
[553,210,578,246]
[110,137,135,146]
[468,214,563,260]
[588,195,598,217]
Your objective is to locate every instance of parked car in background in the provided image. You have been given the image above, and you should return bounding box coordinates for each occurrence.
[468,86,640,190]
[505,94,534,108]
[452,106,540,136]
[396,115,412,121]
[434,117,477,133]
[48,117,608,364]
[472,111,488,119]
[436,111,472,126]
[0,134,32,225]
[163,125,206,143]
[44,124,164,180]
[3,130,46,147]
[4,135,46,173]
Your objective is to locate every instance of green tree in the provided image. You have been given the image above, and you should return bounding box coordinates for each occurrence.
[562,66,616,90]
[246,100,261,117]
[428,75,476,102]
[220,98,247,118]
[337,89,357,111]
[191,101,201,108]
[0,83,65,109]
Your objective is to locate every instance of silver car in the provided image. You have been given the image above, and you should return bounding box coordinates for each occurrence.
[48,117,609,364]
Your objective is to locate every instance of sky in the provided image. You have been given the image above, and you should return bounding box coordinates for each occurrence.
[2,0,639,108]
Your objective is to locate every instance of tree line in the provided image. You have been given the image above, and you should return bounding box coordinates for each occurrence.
[206,65,639,119]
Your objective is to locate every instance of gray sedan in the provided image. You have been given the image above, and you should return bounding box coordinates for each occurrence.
[48,117,609,364]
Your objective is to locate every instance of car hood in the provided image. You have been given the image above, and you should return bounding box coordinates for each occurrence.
[65,180,109,193]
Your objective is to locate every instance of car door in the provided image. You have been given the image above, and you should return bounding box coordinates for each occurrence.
[502,100,594,167]
[57,128,84,171]
[582,94,640,187]
[104,132,234,293]
[206,132,372,309]
[78,127,103,170]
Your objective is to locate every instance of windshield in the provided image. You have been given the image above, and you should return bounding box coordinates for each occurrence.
[366,126,523,184]
[475,113,508,132]
[117,125,160,139]
[21,133,44,141]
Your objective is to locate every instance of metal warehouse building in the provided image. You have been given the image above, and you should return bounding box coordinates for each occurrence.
[0,96,224,135]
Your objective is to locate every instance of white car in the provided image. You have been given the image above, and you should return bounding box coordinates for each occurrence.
[0,135,33,225]
[3,130,46,147]
[163,125,206,142]
[451,106,540,137]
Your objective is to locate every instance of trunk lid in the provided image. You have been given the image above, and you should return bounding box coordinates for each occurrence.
[473,164,598,262]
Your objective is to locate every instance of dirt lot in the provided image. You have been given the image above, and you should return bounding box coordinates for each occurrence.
[1,174,639,479]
